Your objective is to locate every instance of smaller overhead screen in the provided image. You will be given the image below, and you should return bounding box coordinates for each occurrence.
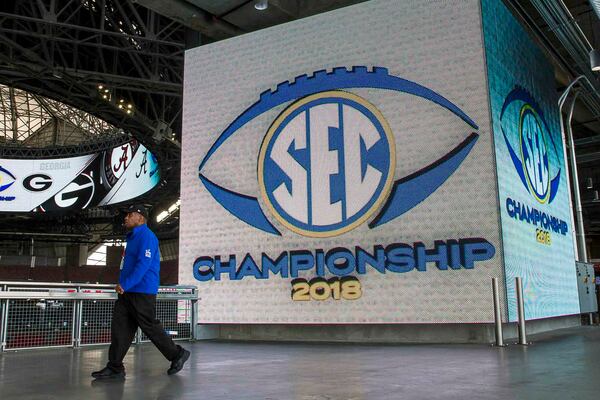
[0,140,159,212]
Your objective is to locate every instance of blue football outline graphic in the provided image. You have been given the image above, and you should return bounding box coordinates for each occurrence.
[0,165,16,192]
[499,86,561,204]
[199,66,479,236]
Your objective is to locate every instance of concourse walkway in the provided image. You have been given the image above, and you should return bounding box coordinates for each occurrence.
[0,326,599,400]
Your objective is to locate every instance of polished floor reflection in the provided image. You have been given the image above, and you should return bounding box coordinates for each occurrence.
[0,326,598,400]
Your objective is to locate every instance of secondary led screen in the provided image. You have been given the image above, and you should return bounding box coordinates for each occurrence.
[0,140,159,212]
[482,0,579,321]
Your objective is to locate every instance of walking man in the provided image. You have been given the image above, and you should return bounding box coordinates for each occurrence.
[92,204,190,379]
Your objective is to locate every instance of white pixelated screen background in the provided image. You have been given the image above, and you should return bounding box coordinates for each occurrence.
[180,0,505,323]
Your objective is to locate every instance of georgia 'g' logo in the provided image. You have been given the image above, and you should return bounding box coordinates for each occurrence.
[500,87,561,204]
[23,174,53,192]
[199,66,479,237]
[0,166,16,192]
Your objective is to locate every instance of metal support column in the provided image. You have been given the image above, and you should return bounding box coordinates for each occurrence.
[73,299,83,348]
[516,277,528,345]
[71,300,79,348]
[0,284,7,352]
[191,295,199,341]
[558,75,594,263]
[565,91,588,262]
[1,295,9,352]
[492,278,506,347]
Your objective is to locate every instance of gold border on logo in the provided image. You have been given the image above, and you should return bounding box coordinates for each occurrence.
[257,90,396,238]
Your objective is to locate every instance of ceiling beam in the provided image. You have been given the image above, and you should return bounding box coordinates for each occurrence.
[132,0,245,40]
[577,151,600,164]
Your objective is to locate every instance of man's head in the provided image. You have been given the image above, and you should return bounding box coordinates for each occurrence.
[124,204,149,230]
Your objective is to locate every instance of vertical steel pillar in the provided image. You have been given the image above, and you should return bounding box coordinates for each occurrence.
[516,277,528,345]
[492,278,506,347]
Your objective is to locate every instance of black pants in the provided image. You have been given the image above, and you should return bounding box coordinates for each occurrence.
[108,293,180,371]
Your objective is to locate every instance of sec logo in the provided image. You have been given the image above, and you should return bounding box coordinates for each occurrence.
[0,166,16,192]
[258,91,395,237]
[500,87,560,205]
[519,104,549,203]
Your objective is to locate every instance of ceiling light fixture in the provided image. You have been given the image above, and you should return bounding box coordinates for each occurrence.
[156,199,181,223]
[590,49,600,72]
[156,211,169,223]
[254,0,268,11]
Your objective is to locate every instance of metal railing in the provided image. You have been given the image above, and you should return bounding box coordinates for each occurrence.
[0,281,198,351]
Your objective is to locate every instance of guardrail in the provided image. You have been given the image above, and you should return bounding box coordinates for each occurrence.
[0,281,198,351]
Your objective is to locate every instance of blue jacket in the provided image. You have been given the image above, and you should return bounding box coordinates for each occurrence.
[119,224,160,294]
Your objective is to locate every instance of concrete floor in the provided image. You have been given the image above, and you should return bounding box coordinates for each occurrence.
[0,327,599,400]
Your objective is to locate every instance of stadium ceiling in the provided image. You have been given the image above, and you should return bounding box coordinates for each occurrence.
[0,0,369,237]
[0,83,129,158]
[0,0,599,240]
[0,0,187,237]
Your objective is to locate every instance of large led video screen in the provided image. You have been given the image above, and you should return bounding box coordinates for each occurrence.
[0,140,159,212]
[482,0,579,320]
[180,0,505,323]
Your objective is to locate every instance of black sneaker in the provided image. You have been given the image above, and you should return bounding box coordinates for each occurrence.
[91,366,126,380]
[167,347,190,375]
